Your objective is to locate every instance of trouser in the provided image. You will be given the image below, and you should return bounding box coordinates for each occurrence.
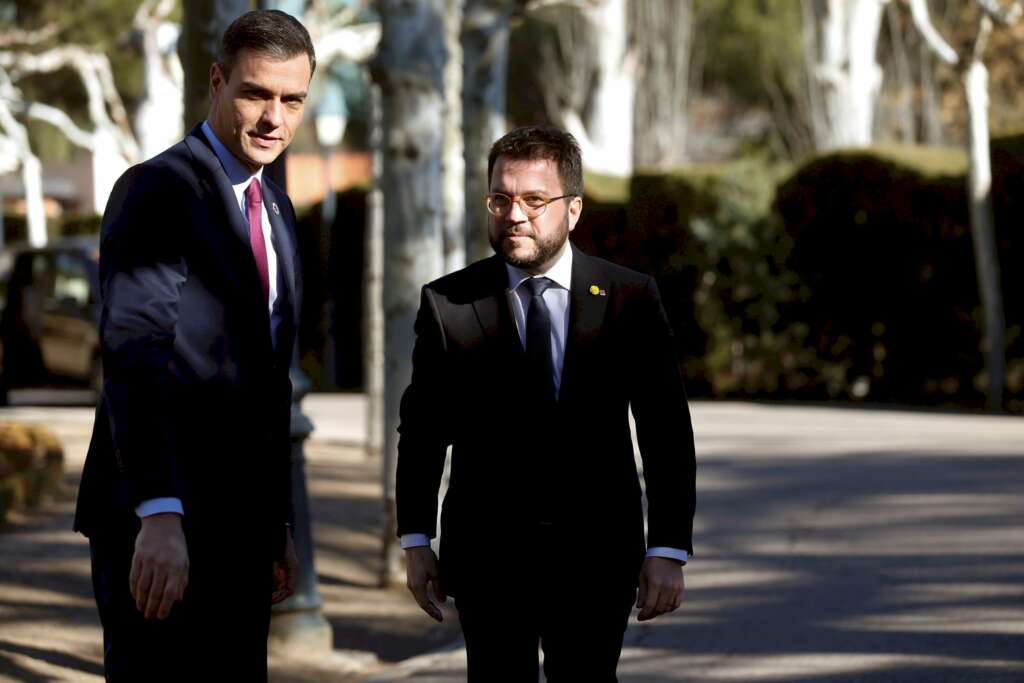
[89,529,273,682]
[453,524,637,682]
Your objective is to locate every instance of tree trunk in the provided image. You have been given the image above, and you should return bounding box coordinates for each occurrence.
[91,127,130,215]
[179,0,249,130]
[566,0,632,176]
[462,0,513,263]
[808,0,888,149]
[22,155,45,247]
[963,42,1005,411]
[372,0,447,587]
[632,0,693,170]
[133,0,184,160]
[443,0,467,274]
[365,82,385,465]
[906,0,1008,411]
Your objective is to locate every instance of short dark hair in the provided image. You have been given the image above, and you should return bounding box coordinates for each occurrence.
[487,125,583,197]
[217,10,316,81]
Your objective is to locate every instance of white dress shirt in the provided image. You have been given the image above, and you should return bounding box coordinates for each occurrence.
[401,244,688,564]
[135,121,280,520]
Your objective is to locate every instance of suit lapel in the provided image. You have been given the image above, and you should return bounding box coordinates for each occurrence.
[471,256,523,358]
[183,127,267,312]
[262,180,299,330]
[560,246,608,406]
[184,128,251,250]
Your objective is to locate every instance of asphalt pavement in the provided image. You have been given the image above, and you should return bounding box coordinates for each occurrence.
[1,395,1022,682]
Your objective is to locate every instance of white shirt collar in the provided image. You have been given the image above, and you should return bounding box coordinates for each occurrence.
[201,120,263,189]
[505,241,574,292]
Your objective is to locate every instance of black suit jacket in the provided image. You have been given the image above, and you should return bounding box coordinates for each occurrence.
[74,124,301,555]
[396,246,696,595]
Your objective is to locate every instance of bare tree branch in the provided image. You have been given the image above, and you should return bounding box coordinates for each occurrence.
[20,101,96,151]
[906,0,959,65]
[0,46,139,161]
[976,0,1023,25]
[0,24,59,48]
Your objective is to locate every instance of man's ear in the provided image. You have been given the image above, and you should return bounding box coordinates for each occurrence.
[209,63,225,100]
[567,195,584,232]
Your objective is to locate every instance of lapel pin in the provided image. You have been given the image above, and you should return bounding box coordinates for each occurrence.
[272,202,280,215]
[589,285,606,297]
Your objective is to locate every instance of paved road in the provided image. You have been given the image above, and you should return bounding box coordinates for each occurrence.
[370,403,1024,682]
[2,398,1023,682]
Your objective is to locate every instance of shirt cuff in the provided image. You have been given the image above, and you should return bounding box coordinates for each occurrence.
[646,546,688,564]
[135,497,184,518]
[400,533,431,549]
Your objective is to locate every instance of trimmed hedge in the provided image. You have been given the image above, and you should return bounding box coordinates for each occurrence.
[576,137,1023,412]
[775,138,1023,411]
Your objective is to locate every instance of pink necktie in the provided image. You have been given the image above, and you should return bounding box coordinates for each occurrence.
[245,178,270,305]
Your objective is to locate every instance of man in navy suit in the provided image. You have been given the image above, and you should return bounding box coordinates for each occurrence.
[74,10,312,681]
[397,126,697,681]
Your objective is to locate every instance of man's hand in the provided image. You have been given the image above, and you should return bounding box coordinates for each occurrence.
[130,513,189,620]
[636,556,685,621]
[271,528,298,605]
[405,546,445,622]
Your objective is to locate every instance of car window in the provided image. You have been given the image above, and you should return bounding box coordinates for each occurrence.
[53,252,90,310]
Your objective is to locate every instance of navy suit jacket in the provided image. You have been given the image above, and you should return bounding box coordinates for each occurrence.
[74,124,301,555]
[395,247,696,596]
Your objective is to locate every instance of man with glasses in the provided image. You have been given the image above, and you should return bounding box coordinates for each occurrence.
[396,125,696,680]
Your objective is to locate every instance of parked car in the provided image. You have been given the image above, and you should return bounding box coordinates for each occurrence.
[0,237,102,404]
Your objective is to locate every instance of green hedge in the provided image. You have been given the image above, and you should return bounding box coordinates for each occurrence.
[775,138,1023,411]
[575,137,1023,412]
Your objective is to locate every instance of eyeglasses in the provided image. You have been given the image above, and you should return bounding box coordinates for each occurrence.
[485,192,573,218]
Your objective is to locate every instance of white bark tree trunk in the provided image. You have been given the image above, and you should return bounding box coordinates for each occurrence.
[443,0,467,273]
[963,22,1004,411]
[462,0,513,262]
[567,0,633,176]
[21,155,46,247]
[133,0,185,160]
[907,0,1016,411]
[807,0,889,149]
[372,0,447,586]
[632,0,693,170]
[365,83,385,464]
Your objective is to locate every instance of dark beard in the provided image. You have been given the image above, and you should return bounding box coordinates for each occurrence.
[490,214,569,271]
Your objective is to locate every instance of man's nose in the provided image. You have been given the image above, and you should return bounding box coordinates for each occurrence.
[507,199,528,223]
[262,99,284,128]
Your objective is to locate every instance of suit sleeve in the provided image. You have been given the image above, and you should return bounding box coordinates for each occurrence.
[97,165,188,512]
[395,287,452,539]
[629,276,696,555]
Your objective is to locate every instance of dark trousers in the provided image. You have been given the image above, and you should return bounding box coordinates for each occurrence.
[454,526,637,682]
[89,529,273,682]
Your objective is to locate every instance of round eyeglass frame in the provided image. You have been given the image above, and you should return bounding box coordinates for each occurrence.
[484,192,574,218]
